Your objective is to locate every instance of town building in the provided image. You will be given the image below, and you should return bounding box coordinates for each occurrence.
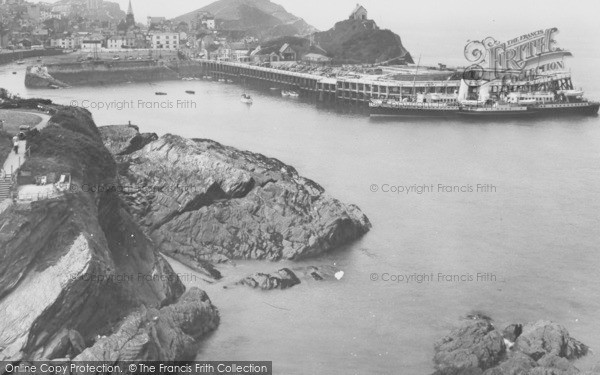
[149,32,179,50]
[349,4,368,20]
[107,35,126,49]
[147,16,166,27]
[51,35,77,49]
[81,39,102,52]
[86,0,102,10]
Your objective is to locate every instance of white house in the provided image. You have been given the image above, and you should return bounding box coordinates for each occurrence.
[349,4,368,20]
[51,36,76,49]
[202,17,215,30]
[149,32,179,50]
[107,36,126,49]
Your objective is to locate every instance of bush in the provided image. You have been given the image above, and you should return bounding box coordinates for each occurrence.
[49,107,100,140]
[22,109,115,185]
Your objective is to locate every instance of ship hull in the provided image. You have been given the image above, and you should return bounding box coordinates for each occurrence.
[369,105,458,118]
[369,102,599,118]
[458,108,538,118]
[535,102,600,116]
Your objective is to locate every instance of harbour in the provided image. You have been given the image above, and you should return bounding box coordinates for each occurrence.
[3,56,600,372]
[24,53,599,119]
[2,0,600,372]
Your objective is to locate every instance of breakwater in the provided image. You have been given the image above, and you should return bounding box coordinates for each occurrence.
[27,60,179,87]
[0,49,64,66]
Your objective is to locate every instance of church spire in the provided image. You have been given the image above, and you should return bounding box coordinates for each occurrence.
[125,0,135,28]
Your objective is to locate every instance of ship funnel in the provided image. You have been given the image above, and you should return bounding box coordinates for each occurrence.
[457,79,469,103]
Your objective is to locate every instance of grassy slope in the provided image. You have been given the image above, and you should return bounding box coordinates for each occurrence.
[0,111,43,135]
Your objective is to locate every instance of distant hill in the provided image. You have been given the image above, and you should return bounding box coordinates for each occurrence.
[173,0,317,40]
[314,19,414,64]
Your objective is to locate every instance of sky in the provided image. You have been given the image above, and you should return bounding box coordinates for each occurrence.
[39,0,600,64]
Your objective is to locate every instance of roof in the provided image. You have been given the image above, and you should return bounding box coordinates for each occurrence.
[279,43,290,54]
[303,53,332,61]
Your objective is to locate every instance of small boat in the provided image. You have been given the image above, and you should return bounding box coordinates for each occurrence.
[182,77,194,81]
[16,60,25,65]
[49,85,60,89]
[185,90,195,94]
[155,92,167,96]
[241,94,253,104]
[226,79,234,83]
[269,87,279,91]
[288,91,300,98]
[281,90,290,97]
[218,78,226,83]
[12,72,17,75]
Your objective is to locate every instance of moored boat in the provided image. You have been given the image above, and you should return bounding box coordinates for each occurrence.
[185,90,195,94]
[369,100,459,118]
[241,93,253,104]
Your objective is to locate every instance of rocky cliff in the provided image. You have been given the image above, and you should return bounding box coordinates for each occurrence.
[102,129,371,267]
[314,19,414,64]
[0,105,219,362]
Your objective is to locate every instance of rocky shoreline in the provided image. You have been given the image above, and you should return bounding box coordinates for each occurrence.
[100,125,371,267]
[433,315,598,375]
[0,105,371,362]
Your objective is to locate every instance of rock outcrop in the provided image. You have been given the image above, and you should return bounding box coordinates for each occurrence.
[75,288,219,361]
[99,125,158,156]
[233,265,344,290]
[433,319,506,372]
[236,268,301,290]
[432,317,594,375]
[107,129,370,265]
[514,321,589,361]
[24,66,69,88]
[313,18,413,64]
[0,105,218,362]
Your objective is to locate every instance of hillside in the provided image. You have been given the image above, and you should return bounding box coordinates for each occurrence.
[314,19,414,64]
[173,0,317,39]
[53,0,126,21]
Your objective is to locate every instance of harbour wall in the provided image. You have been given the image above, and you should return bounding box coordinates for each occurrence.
[41,60,179,86]
[0,49,64,66]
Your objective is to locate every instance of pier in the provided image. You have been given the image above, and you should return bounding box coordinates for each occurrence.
[191,60,462,106]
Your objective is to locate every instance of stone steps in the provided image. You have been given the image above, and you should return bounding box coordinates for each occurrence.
[0,177,12,201]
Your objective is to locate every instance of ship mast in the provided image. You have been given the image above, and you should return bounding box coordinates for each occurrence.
[412,54,421,100]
